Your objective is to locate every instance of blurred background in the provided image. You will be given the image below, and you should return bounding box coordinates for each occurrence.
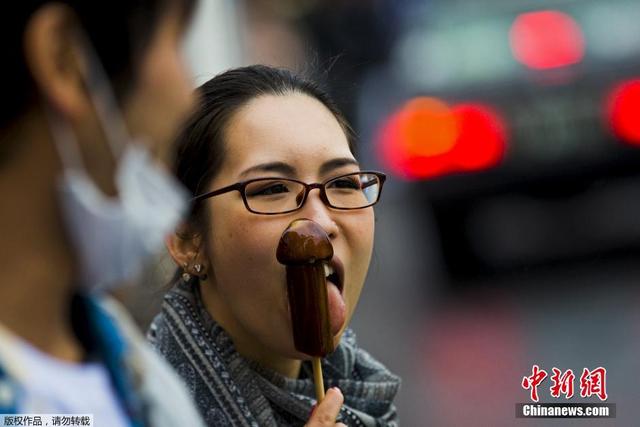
[124,0,640,425]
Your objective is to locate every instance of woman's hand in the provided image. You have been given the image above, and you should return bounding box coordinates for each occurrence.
[305,387,347,427]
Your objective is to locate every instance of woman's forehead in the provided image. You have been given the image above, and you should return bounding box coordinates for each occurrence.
[223,93,352,171]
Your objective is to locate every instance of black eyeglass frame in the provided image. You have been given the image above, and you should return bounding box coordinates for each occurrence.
[192,171,387,215]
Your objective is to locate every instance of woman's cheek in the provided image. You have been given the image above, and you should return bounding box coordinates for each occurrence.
[224,226,286,300]
[346,213,375,304]
[350,213,375,263]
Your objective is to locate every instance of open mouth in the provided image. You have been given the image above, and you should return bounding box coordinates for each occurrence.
[323,261,344,294]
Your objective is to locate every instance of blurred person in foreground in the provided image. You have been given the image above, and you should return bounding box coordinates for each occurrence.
[147,65,400,426]
[0,2,349,425]
[0,1,207,425]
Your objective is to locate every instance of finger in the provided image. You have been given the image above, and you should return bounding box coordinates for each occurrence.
[305,387,344,426]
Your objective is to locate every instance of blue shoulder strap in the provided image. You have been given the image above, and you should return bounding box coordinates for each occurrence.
[81,296,149,427]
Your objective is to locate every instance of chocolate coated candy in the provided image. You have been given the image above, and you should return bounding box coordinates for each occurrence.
[277,219,335,356]
[276,219,333,265]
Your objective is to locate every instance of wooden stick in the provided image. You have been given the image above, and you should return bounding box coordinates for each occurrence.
[312,357,325,402]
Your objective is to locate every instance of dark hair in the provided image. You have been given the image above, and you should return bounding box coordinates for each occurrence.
[1,0,196,129]
[173,64,357,228]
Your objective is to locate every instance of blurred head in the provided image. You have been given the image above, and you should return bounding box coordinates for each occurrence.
[0,0,199,292]
[167,65,378,364]
[2,0,197,191]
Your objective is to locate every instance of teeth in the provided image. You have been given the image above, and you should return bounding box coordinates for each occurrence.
[324,263,335,278]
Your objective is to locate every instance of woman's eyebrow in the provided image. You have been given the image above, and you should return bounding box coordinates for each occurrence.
[239,161,296,178]
[319,158,360,175]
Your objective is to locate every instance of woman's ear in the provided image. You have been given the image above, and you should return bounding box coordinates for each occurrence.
[165,222,203,270]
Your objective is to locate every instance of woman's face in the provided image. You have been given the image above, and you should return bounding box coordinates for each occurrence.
[202,93,375,360]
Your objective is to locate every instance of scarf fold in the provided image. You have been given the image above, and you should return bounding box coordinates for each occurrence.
[147,280,400,426]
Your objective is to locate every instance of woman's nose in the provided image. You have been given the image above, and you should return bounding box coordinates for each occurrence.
[298,189,339,239]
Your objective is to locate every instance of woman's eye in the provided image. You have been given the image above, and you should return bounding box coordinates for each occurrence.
[248,183,290,197]
[329,178,361,190]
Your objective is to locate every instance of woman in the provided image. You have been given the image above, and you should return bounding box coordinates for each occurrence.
[0,1,204,425]
[148,65,401,426]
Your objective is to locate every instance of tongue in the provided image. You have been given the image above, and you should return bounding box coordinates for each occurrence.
[326,281,346,335]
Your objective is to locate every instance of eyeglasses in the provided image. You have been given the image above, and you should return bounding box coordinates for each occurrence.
[193,171,386,215]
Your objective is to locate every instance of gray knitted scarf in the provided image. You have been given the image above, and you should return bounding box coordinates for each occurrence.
[147,279,401,426]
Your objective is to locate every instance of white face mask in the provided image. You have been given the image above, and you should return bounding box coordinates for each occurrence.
[48,36,189,293]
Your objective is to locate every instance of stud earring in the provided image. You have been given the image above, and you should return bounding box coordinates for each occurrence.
[181,263,191,282]
[193,263,208,281]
